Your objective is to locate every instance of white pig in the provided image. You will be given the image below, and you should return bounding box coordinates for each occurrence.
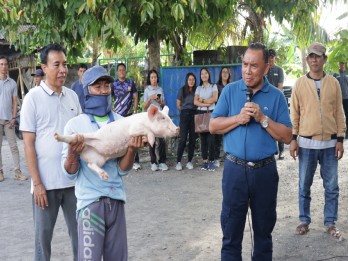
[55,105,179,179]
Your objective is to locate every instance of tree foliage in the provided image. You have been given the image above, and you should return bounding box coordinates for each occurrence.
[0,0,347,68]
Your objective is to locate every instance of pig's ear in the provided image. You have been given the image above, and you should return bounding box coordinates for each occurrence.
[147,104,159,120]
[162,106,169,115]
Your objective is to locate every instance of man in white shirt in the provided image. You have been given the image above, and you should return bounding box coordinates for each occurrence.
[20,44,81,260]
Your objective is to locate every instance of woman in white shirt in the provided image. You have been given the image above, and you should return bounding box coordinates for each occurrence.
[143,69,169,171]
[194,67,218,171]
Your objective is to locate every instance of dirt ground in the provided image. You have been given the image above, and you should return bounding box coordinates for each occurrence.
[1,138,348,261]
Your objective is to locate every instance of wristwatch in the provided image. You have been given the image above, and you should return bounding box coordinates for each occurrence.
[261,116,269,129]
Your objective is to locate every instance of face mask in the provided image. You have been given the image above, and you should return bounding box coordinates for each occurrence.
[84,94,112,117]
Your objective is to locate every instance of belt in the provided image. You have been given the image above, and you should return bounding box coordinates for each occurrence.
[225,154,275,169]
[301,134,337,140]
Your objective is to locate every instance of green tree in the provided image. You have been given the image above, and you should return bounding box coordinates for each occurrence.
[0,0,346,68]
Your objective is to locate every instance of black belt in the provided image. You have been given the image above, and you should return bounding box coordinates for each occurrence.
[225,154,275,169]
[301,134,337,140]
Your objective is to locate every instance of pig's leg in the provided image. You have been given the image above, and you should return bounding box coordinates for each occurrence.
[54,133,77,143]
[87,163,110,180]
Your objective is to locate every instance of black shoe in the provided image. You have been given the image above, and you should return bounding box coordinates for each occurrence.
[278,153,284,160]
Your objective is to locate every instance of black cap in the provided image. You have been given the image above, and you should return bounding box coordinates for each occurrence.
[268,49,276,57]
[31,69,44,77]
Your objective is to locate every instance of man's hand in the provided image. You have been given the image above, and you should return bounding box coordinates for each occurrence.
[244,102,264,123]
[8,119,16,129]
[33,183,48,209]
[68,134,85,157]
[64,134,84,174]
[335,142,344,160]
[289,140,299,160]
[129,136,148,150]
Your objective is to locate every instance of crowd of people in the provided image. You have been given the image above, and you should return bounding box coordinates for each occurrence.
[0,41,347,261]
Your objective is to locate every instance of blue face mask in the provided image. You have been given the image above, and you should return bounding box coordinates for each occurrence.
[84,94,112,117]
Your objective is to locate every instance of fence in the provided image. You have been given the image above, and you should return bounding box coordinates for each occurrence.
[159,64,242,126]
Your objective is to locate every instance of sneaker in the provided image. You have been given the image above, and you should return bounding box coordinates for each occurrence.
[208,161,216,172]
[278,153,284,160]
[158,163,169,171]
[214,160,220,168]
[175,162,182,171]
[0,169,4,182]
[151,163,158,171]
[201,162,209,171]
[14,169,28,181]
[186,162,194,170]
[133,162,141,170]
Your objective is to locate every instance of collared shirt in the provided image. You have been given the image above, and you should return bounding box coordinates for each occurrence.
[20,81,82,192]
[212,77,292,161]
[71,79,85,110]
[195,83,218,111]
[176,86,196,110]
[113,78,137,116]
[143,85,165,110]
[61,112,126,211]
[0,76,17,120]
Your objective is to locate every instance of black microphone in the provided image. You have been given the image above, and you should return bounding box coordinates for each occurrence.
[246,88,253,102]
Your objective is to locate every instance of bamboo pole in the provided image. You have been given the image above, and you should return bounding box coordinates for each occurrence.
[18,66,25,99]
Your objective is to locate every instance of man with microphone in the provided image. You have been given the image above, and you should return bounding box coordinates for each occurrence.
[210,42,292,261]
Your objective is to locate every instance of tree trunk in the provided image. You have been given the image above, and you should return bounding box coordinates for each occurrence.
[172,31,186,66]
[301,49,307,75]
[148,37,161,71]
[92,38,100,66]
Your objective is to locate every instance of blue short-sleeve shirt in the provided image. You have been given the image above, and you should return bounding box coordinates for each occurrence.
[212,78,292,161]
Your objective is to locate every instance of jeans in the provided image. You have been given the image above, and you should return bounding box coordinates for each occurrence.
[221,159,278,261]
[32,187,78,261]
[343,99,348,137]
[277,142,284,154]
[298,147,339,226]
[176,109,196,163]
[0,119,20,171]
[149,137,166,164]
[215,134,223,159]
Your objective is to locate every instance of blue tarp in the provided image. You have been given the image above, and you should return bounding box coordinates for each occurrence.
[159,65,242,125]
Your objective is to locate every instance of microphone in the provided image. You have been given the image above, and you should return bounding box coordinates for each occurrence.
[246,88,253,102]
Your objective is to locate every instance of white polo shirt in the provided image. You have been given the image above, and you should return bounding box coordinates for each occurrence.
[20,81,82,192]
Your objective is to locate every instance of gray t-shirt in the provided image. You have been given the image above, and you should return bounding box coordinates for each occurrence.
[195,83,218,111]
[266,64,284,88]
[177,87,196,110]
[0,77,17,120]
[143,85,165,110]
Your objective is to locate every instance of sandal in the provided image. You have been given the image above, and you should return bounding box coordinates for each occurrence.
[326,224,343,240]
[295,223,309,235]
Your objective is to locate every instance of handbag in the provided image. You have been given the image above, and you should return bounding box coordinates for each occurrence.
[195,108,211,133]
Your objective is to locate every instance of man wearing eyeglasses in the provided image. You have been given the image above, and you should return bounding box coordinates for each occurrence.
[290,42,346,240]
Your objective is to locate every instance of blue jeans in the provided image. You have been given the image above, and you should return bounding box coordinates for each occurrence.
[221,159,278,261]
[298,147,339,226]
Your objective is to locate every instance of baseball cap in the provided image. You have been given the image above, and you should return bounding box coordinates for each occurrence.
[268,49,276,57]
[31,69,44,77]
[82,66,114,88]
[308,42,326,56]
